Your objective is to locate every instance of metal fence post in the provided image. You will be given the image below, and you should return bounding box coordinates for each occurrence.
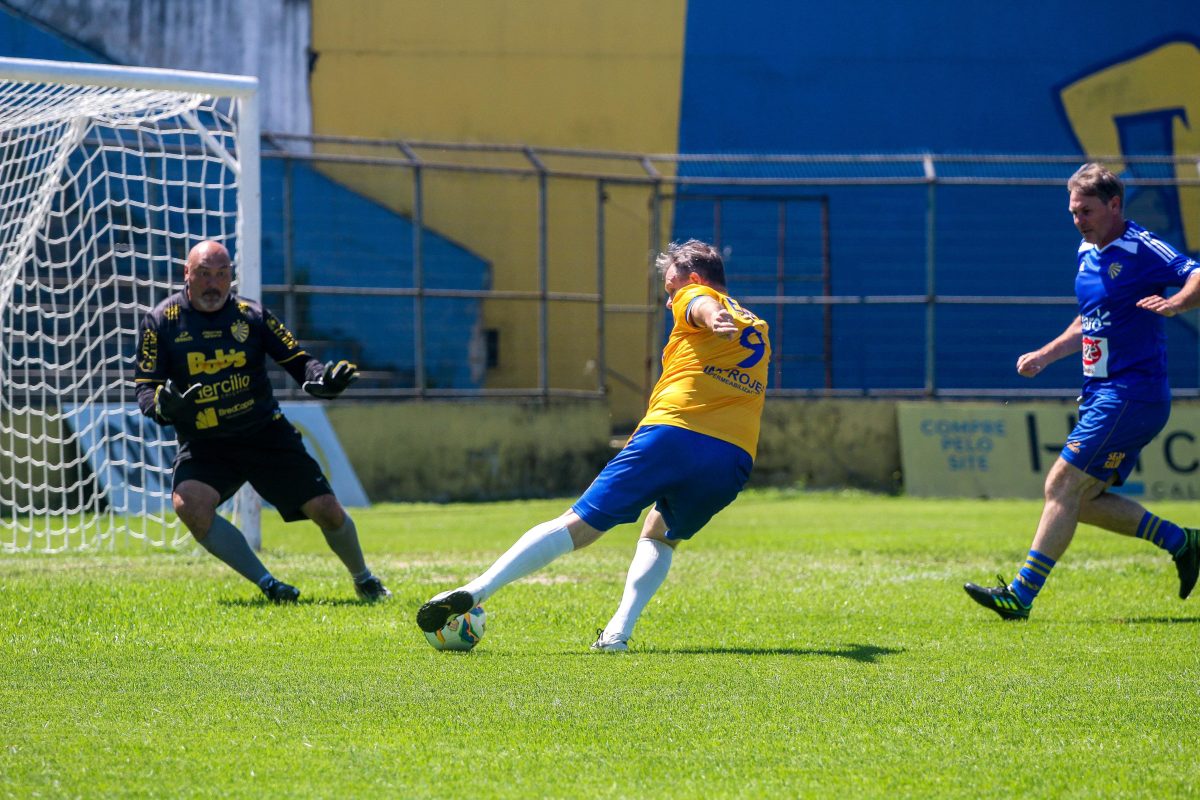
[282,158,295,329]
[924,154,937,397]
[821,196,833,392]
[647,179,664,401]
[774,200,785,391]
[398,141,426,395]
[596,180,608,395]
[282,157,296,398]
[524,146,550,403]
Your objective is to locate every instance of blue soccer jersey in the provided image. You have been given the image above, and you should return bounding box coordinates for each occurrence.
[1075,220,1198,400]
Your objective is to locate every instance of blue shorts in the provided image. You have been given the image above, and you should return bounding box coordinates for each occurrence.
[1060,391,1170,486]
[571,425,753,540]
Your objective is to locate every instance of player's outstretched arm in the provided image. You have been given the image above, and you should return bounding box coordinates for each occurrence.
[1137,271,1200,318]
[689,296,738,340]
[1017,316,1082,377]
[303,359,359,399]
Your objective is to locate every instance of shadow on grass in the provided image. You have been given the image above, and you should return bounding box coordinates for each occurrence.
[1108,616,1200,625]
[656,643,903,663]
[216,597,377,609]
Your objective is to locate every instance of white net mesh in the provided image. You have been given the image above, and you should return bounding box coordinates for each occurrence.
[0,69,250,552]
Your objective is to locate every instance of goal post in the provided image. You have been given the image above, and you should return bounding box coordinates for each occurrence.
[0,57,261,552]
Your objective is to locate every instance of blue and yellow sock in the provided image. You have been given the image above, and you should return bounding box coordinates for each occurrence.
[1009,550,1056,607]
[1135,512,1186,556]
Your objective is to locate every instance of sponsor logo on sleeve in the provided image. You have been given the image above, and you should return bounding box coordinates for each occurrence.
[138,330,158,372]
[267,316,299,350]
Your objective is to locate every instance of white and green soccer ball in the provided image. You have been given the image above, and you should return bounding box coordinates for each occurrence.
[424,605,486,651]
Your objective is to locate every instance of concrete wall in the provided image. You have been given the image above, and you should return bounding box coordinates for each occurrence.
[326,400,615,503]
[326,398,903,503]
[753,399,901,494]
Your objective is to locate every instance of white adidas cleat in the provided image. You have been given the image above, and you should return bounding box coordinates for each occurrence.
[590,629,630,652]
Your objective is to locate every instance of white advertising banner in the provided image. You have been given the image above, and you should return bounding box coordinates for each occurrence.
[899,401,1200,500]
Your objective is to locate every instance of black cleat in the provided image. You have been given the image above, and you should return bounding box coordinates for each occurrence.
[416,589,475,632]
[355,576,392,602]
[1173,528,1200,600]
[964,575,1030,620]
[261,577,300,604]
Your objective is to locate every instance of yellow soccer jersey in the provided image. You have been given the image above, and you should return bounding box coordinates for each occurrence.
[638,283,771,458]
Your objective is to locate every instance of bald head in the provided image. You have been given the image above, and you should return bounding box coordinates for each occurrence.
[184,240,234,312]
[186,240,232,271]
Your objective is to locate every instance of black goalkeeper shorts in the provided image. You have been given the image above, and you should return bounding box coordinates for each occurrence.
[173,415,334,522]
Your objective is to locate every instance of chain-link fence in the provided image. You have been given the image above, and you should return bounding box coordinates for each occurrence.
[258,137,1200,423]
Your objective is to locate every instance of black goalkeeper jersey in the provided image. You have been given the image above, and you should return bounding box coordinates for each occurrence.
[134,291,322,441]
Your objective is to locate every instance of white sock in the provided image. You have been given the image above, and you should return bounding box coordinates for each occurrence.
[604,538,674,640]
[463,520,574,603]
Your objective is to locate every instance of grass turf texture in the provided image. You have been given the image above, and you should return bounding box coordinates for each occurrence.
[2,491,1198,798]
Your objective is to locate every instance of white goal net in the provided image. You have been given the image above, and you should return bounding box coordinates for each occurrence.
[0,58,261,552]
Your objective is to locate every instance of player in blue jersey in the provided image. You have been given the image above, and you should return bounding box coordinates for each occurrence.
[965,163,1200,620]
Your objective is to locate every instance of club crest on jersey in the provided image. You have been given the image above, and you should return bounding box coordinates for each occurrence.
[1108,262,1122,280]
[230,320,249,343]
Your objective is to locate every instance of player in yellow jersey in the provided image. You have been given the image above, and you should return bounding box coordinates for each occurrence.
[418,240,770,650]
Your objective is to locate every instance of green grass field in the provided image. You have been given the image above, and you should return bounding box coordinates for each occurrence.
[2,491,1198,798]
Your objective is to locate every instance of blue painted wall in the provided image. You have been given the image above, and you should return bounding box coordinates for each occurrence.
[260,158,489,388]
[677,3,1194,154]
[674,2,1200,394]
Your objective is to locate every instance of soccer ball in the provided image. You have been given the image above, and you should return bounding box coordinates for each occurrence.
[423,605,486,651]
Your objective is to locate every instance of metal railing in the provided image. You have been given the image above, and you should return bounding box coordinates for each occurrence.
[259,136,1200,407]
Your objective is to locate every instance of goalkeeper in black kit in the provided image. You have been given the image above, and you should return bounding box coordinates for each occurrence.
[133,240,390,603]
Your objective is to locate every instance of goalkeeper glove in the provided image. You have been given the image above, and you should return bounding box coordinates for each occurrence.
[303,360,359,399]
[154,379,201,423]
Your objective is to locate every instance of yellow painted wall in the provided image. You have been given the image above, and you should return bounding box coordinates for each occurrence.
[1060,42,1200,253]
[310,1,687,426]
